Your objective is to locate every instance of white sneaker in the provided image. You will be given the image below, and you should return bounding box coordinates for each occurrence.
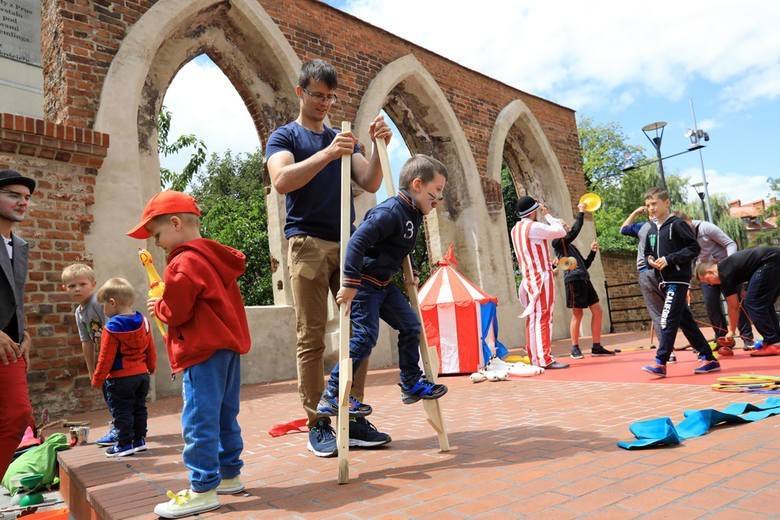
[484,368,509,381]
[217,476,245,495]
[469,372,487,383]
[153,488,220,518]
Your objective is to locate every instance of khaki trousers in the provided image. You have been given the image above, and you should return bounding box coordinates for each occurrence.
[288,235,369,427]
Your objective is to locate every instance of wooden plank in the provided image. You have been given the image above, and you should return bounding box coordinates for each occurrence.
[337,121,353,483]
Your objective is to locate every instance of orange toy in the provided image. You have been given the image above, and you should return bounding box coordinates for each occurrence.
[138,248,167,336]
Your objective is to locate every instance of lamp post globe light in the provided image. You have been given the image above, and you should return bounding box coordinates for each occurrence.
[642,121,668,190]
[691,181,708,220]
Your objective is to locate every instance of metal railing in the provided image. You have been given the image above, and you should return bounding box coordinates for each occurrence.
[603,280,707,333]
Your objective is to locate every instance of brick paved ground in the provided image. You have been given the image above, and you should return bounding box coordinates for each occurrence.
[54,330,780,519]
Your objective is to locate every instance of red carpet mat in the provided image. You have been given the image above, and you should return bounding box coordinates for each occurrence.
[535,348,780,386]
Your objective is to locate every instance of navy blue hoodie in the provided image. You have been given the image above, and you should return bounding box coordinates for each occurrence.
[643,214,701,284]
[552,211,596,282]
[343,190,421,288]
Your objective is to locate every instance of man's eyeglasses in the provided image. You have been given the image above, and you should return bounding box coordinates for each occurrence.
[302,87,338,104]
[0,189,31,202]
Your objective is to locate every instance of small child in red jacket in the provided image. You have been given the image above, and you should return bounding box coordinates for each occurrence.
[127,191,251,519]
[92,277,156,458]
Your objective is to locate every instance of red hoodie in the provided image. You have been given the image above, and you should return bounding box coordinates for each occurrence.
[91,311,157,387]
[154,238,251,374]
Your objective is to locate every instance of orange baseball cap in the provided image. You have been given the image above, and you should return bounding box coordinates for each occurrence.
[126,191,201,239]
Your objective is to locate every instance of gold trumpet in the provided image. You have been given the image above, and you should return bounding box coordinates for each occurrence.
[579,192,602,212]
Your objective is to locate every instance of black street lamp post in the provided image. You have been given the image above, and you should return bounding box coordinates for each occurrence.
[642,121,668,191]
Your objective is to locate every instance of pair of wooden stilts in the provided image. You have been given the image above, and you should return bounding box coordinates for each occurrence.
[336,122,449,484]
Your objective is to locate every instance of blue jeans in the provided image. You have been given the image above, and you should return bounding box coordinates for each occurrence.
[656,283,715,364]
[742,263,780,345]
[103,373,149,446]
[700,281,753,340]
[181,350,243,492]
[327,282,422,394]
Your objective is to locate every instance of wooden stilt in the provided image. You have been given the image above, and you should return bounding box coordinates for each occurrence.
[337,121,353,484]
[376,138,450,452]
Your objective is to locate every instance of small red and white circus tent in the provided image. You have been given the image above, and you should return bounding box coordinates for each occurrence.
[418,246,507,374]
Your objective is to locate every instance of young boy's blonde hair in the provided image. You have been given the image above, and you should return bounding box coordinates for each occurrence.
[96,277,135,306]
[62,263,96,284]
[643,187,669,201]
[151,212,200,229]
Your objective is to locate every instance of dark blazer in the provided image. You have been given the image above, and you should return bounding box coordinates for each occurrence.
[0,233,29,343]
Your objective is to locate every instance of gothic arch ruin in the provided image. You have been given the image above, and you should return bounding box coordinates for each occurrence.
[1,0,596,412]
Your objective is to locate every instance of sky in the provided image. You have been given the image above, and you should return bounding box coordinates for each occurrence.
[161,0,780,206]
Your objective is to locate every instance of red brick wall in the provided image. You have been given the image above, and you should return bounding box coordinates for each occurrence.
[41,0,585,202]
[25,0,585,415]
[41,0,157,128]
[0,113,108,414]
[601,251,708,334]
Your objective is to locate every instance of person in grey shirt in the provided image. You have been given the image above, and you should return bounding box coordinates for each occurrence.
[621,206,665,349]
[677,212,754,348]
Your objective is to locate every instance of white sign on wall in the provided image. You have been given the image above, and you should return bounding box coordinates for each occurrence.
[0,0,42,67]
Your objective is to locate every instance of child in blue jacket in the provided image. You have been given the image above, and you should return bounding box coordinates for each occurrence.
[319,154,449,418]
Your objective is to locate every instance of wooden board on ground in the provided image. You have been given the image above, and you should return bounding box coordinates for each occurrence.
[337,121,353,483]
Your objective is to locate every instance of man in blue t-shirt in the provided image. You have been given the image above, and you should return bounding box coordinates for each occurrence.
[265,59,392,457]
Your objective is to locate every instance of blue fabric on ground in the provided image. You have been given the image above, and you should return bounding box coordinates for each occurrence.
[618,397,780,449]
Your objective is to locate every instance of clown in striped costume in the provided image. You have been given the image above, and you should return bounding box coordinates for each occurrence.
[510,196,569,369]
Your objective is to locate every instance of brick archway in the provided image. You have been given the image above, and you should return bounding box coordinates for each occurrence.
[488,99,606,337]
[355,54,521,330]
[88,0,307,397]
[3,0,591,412]
[90,0,300,310]
[488,99,571,215]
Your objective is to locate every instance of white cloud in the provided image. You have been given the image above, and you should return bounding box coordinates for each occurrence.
[160,57,260,173]
[679,166,771,205]
[340,0,780,110]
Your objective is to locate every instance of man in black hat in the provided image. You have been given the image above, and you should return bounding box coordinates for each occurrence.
[510,195,569,369]
[0,168,36,479]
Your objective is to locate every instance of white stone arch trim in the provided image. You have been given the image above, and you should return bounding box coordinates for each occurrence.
[89,0,302,308]
[355,54,482,200]
[487,99,571,212]
[354,53,486,246]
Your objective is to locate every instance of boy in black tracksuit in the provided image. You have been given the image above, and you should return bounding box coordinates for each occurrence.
[641,187,718,377]
[552,203,613,359]
[318,154,449,417]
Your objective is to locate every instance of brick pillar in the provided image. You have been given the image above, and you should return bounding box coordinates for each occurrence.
[1,112,110,415]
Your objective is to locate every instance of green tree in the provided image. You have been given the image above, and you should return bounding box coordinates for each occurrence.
[158,106,208,191]
[501,165,522,285]
[577,118,691,253]
[190,150,272,306]
[578,117,646,191]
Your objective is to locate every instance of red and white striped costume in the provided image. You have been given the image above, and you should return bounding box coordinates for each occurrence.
[510,215,566,367]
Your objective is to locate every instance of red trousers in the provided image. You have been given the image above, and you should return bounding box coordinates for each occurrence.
[0,358,32,479]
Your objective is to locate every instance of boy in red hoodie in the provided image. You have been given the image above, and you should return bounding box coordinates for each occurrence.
[127,191,251,519]
[92,277,156,457]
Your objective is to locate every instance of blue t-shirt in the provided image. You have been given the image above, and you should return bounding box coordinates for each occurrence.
[265,121,359,241]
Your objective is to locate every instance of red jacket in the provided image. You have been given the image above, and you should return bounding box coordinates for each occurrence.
[154,238,251,374]
[92,312,157,387]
